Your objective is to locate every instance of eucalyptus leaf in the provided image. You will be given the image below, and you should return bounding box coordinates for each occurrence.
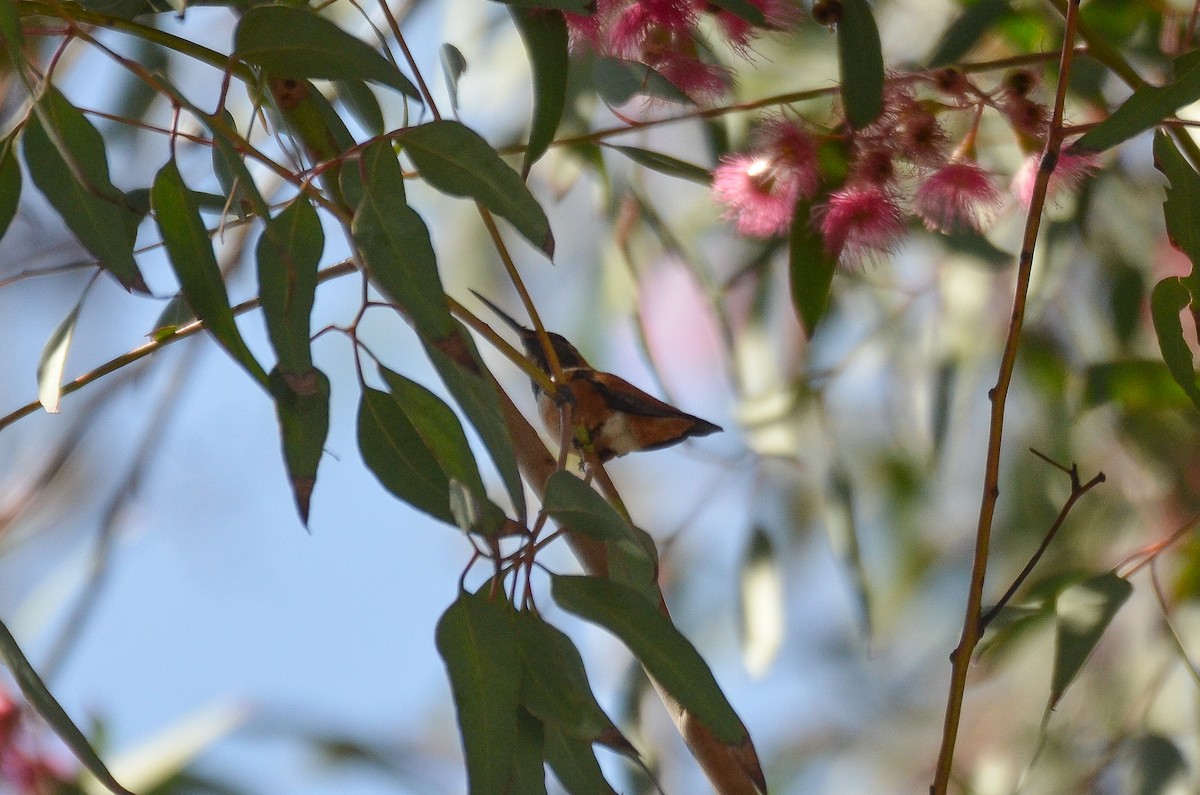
[511,9,568,177]
[1050,571,1132,709]
[837,0,885,128]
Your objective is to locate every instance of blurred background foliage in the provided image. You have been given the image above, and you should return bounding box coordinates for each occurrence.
[0,0,1199,793]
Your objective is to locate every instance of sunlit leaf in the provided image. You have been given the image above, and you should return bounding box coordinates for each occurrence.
[378,366,506,534]
[1153,132,1200,290]
[440,44,468,115]
[1050,571,1132,709]
[927,0,1012,66]
[37,290,89,414]
[1075,52,1200,154]
[592,57,693,106]
[1083,360,1191,411]
[605,144,711,185]
[335,79,386,137]
[511,8,568,177]
[789,195,838,337]
[270,367,330,525]
[235,5,419,99]
[436,590,521,794]
[0,619,133,795]
[0,134,21,242]
[151,160,268,388]
[400,120,555,256]
[22,88,147,292]
[552,575,746,744]
[1149,278,1200,411]
[837,0,884,128]
[739,527,784,677]
[544,727,619,795]
[357,387,453,524]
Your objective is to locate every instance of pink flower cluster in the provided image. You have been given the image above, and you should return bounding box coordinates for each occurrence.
[566,0,798,101]
[0,690,73,794]
[711,69,1101,266]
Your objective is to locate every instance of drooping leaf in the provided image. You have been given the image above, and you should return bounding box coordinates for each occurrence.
[269,367,330,525]
[351,141,456,340]
[592,56,693,106]
[544,727,620,795]
[335,79,386,137]
[256,196,323,374]
[789,195,838,337]
[357,387,453,524]
[234,5,420,99]
[927,0,1012,66]
[738,527,784,677]
[605,144,711,185]
[837,0,885,128]
[494,0,591,12]
[1075,52,1200,154]
[1149,278,1200,411]
[425,328,527,521]
[265,77,357,208]
[0,134,21,242]
[37,288,90,414]
[209,112,270,220]
[440,44,468,115]
[510,709,548,795]
[1153,132,1200,291]
[1123,734,1188,795]
[1083,360,1191,411]
[151,160,268,388]
[22,87,147,292]
[1050,571,1132,709]
[378,366,506,535]
[513,611,632,748]
[400,120,555,256]
[552,574,746,744]
[0,619,133,795]
[511,8,568,177]
[707,0,766,26]
[436,590,521,795]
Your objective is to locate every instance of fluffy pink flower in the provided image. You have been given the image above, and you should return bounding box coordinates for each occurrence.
[819,184,906,263]
[1010,150,1101,206]
[712,154,799,237]
[914,162,1002,232]
[754,117,821,197]
[610,0,697,56]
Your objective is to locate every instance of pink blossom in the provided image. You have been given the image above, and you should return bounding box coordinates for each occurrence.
[819,184,906,264]
[712,154,799,238]
[915,162,1002,232]
[754,117,821,198]
[1010,150,1101,206]
[610,0,697,56]
[653,52,732,101]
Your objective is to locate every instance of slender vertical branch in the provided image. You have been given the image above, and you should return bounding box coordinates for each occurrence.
[930,3,1084,792]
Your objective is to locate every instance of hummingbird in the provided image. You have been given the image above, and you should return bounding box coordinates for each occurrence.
[471,291,722,462]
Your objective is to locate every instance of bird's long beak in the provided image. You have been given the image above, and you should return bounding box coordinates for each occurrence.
[469,289,528,335]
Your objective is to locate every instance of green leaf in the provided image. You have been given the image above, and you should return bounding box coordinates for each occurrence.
[378,366,506,535]
[37,287,90,414]
[400,120,555,256]
[1154,132,1200,291]
[511,8,568,177]
[707,0,765,26]
[436,590,521,795]
[352,141,456,340]
[209,113,270,220]
[22,88,147,292]
[551,575,746,744]
[1050,571,1132,709]
[511,709,548,795]
[605,144,711,185]
[495,0,591,12]
[544,728,619,795]
[837,0,885,128]
[513,612,630,746]
[256,196,323,374]
[151,160,268,388]
[270,367,330,525]
[234,5,419,99]
[1083,360,1192,411]
[1149,278,1200,411]
[358,387,453,524]
[0,0,24,64]
[927,0,1012,67]
[440,44,468,115]
[592,57,693,106]
[1075,52,1200,154]
[335,79,386,137]
[0,619,133,795]
[1124,734,1188,795]
[789,195,838,337]
[149,293,195,341]
[425,328,527,522]
[0,134,21,242]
